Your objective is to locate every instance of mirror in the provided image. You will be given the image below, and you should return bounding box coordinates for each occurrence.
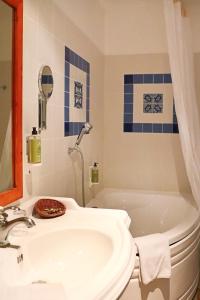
[0,1,13,193]
[38,65,54,131]
[0,0,23,206]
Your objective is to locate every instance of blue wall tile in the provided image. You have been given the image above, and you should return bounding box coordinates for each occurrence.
[65,62,70,78]
[143,123,153,133]
[164,73,172,83]
[173,124,179,133]
[124,114,133,123]
[124,123,133,132]
[124,84,133,94]
[124,103,133,114]
[64,92,69,107]
[123,73,178,134]
[152,123,162,133]
[132,123,142,132]
[64,77,69,92]
[133,74,143,84]
[64,107,69,122]
[64,122,69,135]
[64,46,90,137]
[124,75,133,84]
[144,74,153,84]
[154,74,163,83]
[65,47,70,62]
[163,123,173,133]
[124,94,133,104]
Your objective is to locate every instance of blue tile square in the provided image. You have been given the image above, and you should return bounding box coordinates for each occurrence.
[173,124,179,133]
[86,74,90,86]
[124,123,133,132]
[124,84,133,94]
[173,114,177,124]
[65,47,70,62]
[74,53,79,68]
[124,114,133,123]
[164,73,172,83]
[64,122,69,135]
[144,74,153,83]
[132,123,142,132]
[163,123,173,133]
[143,123,153,133]
[124,94,133,104]
[154,74,163,83]
[64,107,69,122]
[124,75,133,84]
[69,122,74,135]
[65,61,70,78]
[86,86,90,98]
[69,50,75,65]
[86,110,89,122]
[124,103,133,114]
[64,92,69,107]
[64,77,69,92]
[74,122,79,135]
[86,62,90,74]
[86,97,90,110]
[153,123,162,133]
[133,74,143,84]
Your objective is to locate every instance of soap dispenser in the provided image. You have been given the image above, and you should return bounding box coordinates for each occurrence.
[90,162,99,184]
[28,127,41,164]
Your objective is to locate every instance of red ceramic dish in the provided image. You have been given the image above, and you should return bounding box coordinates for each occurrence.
[34,199,66,218]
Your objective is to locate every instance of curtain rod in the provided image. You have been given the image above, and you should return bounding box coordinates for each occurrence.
[173,0,187,17]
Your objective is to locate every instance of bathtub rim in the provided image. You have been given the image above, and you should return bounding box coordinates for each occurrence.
[88,188,200,247]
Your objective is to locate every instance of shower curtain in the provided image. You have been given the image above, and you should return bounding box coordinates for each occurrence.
[163,0,200,206]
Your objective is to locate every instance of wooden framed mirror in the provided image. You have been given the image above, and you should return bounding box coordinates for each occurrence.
[0,0,23,206]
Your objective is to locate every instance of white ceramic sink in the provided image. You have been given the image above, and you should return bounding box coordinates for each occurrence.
[0,197,136,300]
[23,228,113,286]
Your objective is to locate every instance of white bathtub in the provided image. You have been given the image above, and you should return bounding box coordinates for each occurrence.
[88,189,200,300]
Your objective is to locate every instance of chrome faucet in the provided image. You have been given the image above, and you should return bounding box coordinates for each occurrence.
[0,206,35,248]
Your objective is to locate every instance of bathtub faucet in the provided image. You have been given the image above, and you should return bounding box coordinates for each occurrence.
[0,206,36,248]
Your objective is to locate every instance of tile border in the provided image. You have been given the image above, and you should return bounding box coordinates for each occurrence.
[123,73,179,134]
[64,46,90,136]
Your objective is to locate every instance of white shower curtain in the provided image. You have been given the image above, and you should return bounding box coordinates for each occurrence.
[163,0,200,206]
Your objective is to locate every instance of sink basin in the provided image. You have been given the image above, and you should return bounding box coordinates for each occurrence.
[1,197,136,300]
[23,228,113,288]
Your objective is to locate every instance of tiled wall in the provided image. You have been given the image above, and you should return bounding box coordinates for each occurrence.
[23,0,104,204]
[103,54,190,193]
[64,47,90,136]
[123,73,179,134]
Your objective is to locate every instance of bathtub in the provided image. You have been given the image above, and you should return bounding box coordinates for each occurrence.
[88,189,200,300]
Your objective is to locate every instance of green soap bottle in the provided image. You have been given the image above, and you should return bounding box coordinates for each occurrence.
[91,162,99,184]
[28,127,41,164]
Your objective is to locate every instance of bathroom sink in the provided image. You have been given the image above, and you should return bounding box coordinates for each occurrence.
[1,197,136,300]
[22,228,113,286]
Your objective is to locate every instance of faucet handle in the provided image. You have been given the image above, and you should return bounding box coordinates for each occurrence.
[4,206,26,216]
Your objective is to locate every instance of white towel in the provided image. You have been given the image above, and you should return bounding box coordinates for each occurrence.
[135,233,171,285]
[2,283,67,300]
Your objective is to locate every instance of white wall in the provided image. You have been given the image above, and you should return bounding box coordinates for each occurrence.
[101,0,168,55]
[52,0,105,54]
[23,0,104,204]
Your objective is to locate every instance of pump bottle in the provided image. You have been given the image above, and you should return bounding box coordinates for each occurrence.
[28,127,41,164]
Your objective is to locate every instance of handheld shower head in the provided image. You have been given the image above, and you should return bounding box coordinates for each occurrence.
[75,122,93,146]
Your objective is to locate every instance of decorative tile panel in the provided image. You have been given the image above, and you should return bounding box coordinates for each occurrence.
[123,73,179,134]
[143,94,163,113]
[64,46,90,136]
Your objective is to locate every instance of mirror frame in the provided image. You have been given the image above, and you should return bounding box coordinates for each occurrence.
[0,0,23,206]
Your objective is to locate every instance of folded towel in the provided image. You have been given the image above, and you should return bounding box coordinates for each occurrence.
[2,283,67,300]
[135,233,171,285]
